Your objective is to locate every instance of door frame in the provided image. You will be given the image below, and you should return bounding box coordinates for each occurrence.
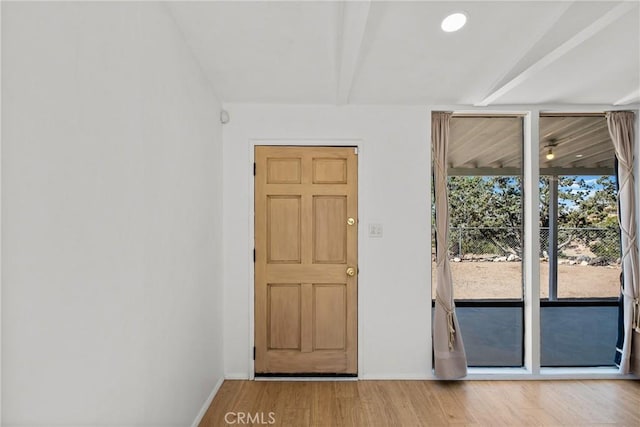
[248,139,363,379]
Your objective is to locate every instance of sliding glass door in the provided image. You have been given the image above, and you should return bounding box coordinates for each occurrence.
[538,114,620,367]
[432,114,524,367]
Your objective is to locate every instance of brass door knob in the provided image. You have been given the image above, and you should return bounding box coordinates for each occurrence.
[346,267,356,277]
[347,217,356,226]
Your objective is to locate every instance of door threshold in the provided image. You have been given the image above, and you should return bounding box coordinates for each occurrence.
[255,373,358,381]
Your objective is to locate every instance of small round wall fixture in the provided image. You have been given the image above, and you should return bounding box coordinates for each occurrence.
[441,12,467,32]
[220,110,230,124]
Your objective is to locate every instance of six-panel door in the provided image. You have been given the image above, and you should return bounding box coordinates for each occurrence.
[254,146,358,374]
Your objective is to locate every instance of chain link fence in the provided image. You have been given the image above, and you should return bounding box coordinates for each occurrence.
[438,226,620,265]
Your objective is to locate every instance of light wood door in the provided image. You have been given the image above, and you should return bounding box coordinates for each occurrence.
[254,146,358,374]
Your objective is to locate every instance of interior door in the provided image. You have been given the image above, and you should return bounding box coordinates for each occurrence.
[254,146,358,374]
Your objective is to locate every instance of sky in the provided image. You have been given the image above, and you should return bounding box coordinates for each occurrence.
[558,175,615,210]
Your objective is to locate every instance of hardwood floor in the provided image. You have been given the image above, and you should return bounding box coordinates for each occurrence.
[199,379,640,426]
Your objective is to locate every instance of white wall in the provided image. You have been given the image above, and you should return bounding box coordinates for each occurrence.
[222,105,433,379]
[2,2,223,425]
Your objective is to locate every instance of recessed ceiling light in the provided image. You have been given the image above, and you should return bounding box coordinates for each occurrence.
[441,12,467,32]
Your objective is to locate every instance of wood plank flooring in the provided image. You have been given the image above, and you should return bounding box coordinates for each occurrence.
[199,379,640,426]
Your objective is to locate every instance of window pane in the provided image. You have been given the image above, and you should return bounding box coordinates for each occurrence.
[431,115,524,368]
[457,306,523,367]
[538,116,621,299]
[541,305,617,366]
[539,175,621,298]
[538,114,620,368]
[432,116,523,300]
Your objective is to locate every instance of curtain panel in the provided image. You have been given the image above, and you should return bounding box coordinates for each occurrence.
[432,112,467,379]
[606,111,639,374]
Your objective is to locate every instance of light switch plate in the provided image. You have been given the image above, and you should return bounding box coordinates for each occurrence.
[368,223,383,238]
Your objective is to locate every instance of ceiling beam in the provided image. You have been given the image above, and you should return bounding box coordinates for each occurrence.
[614,88,640,106]
[476,1,573,107]
[335,0,371,105]
[474,2,637,107]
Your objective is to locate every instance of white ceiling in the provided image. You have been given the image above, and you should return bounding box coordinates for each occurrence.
[167,1,640,106]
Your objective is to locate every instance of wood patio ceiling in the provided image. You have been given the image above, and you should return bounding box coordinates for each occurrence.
[448,115,615,176]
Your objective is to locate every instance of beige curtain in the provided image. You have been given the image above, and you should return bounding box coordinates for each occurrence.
[432,112,467,379]
[606,111,639,374]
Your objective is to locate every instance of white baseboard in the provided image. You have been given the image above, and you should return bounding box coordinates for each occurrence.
[191,377,225,427]
[224,373,250,380]
[359,373,434,380]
